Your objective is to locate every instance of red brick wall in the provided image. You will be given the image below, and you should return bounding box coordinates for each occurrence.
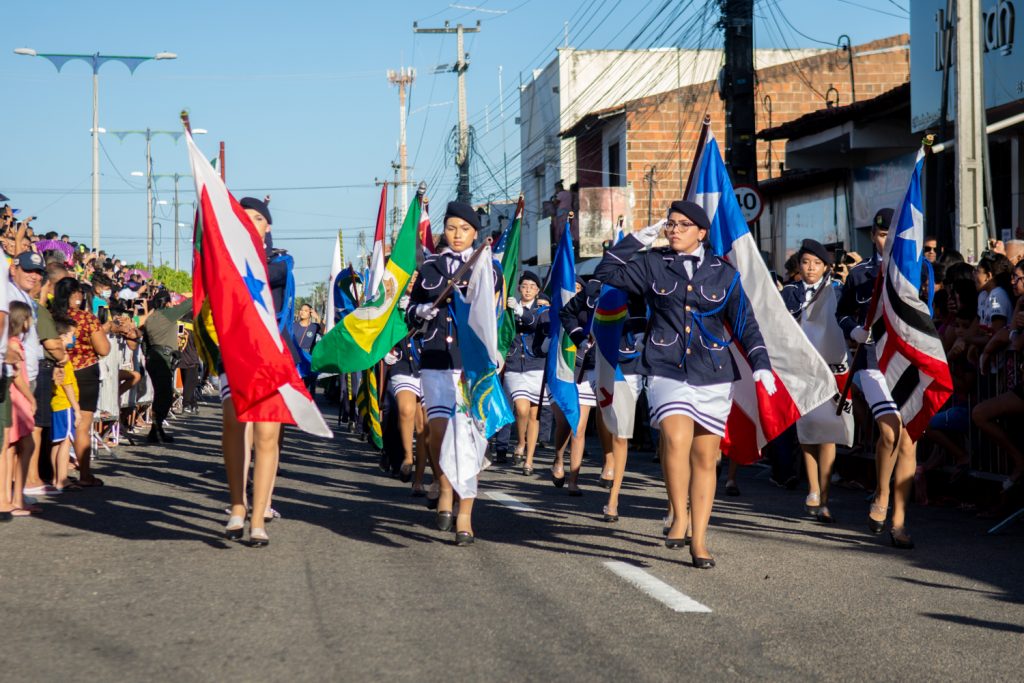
[618,35,910,226]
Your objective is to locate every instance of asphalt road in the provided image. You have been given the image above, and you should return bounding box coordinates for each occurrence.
[2,402,1022,682]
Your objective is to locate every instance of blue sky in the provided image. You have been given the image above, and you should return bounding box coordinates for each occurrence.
[1,0,908,293]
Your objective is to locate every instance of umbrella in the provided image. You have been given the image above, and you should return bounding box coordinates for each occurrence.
[35,239,75,263]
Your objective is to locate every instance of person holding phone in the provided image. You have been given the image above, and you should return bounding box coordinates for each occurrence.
[140,291,191,443]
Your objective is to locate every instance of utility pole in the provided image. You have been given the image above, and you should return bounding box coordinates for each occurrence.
[153,172,192,271]
[388,67,416,220]
[719,1,757,188]
[954,0,987,260]
[413,20,481,203]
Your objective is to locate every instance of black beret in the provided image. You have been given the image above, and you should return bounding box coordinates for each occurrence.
[444,201,481,232]
[519,270,540,286]
[797,238,830,265]
[667,200,711,232]
[873,208,894,231]
[240,197,272,225]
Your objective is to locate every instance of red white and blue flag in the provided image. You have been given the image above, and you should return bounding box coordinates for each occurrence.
[186,128,331,437]
[871,149,952,440]
[688,127,835,463]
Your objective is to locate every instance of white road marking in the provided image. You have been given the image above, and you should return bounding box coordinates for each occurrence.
[485,491,536,512]
[603,561,712,613]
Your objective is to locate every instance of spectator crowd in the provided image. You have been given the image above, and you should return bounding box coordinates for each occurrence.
[0,204,202,520]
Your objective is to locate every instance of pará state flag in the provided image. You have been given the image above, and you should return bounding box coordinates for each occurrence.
[871,148,952,440]
[688,127,834,462]
[186,128,330,437]
[312,194,421,374]
[545,221,580,435]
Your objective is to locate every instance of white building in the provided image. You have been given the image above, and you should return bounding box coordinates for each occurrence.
[518,47,826,265]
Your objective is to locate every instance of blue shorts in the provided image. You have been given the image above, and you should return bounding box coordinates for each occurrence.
[928,404,969,433]
[52,408,76,442]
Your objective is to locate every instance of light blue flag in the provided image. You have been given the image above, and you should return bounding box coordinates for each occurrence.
[451,246,514,439]
[545,220,581,434]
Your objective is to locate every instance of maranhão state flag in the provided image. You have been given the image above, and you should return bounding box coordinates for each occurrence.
[870,148,952,440]
[185,125,331,437]
[687,123,835,463]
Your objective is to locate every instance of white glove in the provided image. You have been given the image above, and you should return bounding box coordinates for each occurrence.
[850,326,870,344]
[540,338,551,355]
[398,294,410,312]
[577,339,592,357]
[753,369,777,396]
[634,219,666,248]
[384,350,399,366]
[507,296,523,316]
[414,303,439,321]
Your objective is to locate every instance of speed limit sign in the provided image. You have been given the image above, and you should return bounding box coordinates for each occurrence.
[734,184,763,223]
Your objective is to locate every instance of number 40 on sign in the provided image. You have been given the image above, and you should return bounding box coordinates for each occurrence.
[734,184,763,224]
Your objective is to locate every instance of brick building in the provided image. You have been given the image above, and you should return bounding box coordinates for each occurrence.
[560,35,910,260]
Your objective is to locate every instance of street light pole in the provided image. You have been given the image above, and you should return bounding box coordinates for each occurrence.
[118,127,204,269]
[13,48,177,250]
[151,172,193,271]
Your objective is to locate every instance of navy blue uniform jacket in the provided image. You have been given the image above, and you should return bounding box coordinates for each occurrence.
[406,249,504,371]
[505,300,549,373]
[592,235,770,385]
[835,257,880,370]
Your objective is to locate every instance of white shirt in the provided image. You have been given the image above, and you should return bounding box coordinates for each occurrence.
[682,244,705,279]
[7,280,42,382]
[978,287,1012,327]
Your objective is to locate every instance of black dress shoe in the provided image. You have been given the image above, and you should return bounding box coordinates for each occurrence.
[568,488,583,497]
[147,429,160,444]
[690,554,716,569]
[602,506,618,522]
[0,511,12,522]
[158,426,175,443]
[817,509,837,524]
[551,471,566,488]
[598,477,613,489]
[454,531,475,546]
[436,511,453,532]
[410,488,426,498]
[725,482,741,496]
[426,496,439,510]
[494,450,508,464]
[664,537,690,549]
[889,528,915,549]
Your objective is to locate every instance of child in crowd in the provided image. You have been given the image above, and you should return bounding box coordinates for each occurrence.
[50,317,80,491]
[1,301,39,516]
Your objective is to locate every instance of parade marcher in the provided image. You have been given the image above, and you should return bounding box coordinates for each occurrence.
[593,200,774,568]
[406,201,502,545]
[140,290,191,443]
[291,303,322,396]
[837,208,916,548]
[593,290,648,521]
[783,239,852,523]
[502,270,549,476]
[384,280,429,490]
[555,277,600,495]
[222,197,287,546]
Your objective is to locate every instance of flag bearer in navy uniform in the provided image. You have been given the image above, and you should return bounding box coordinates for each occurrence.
[783,238,845,524]
[221,196,284,547]
[502,270,549,475]
[595,291,649,522]
[406,201,503,546]
[837,208,916,549]
[593,200,775,569]
[555,277,600,496]
[384,280,429,495]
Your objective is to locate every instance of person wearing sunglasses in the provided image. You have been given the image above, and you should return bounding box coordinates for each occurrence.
[923,236,940,264]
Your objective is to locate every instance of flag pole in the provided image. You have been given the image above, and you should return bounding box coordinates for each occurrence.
[683,115,712,200]
[835,253,885,415]
[427,237,494,309]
